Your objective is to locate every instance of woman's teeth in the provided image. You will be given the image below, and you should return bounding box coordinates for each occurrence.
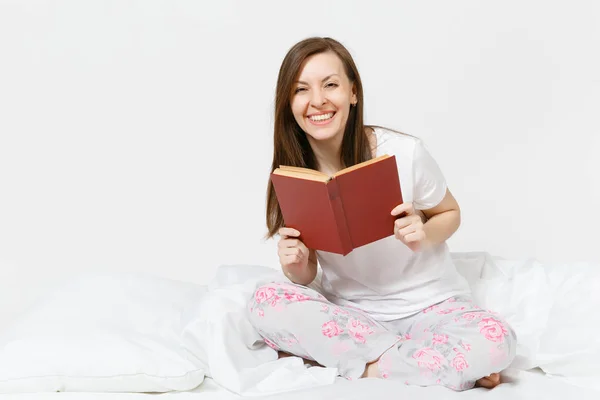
[309,112,334,122]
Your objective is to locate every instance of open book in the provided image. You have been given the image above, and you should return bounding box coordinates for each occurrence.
[270,154,403,255]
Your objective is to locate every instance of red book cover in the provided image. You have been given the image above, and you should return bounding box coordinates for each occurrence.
[270,155,402,255]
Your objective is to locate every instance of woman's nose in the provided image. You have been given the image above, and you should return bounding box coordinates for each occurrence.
[309,89,326,107]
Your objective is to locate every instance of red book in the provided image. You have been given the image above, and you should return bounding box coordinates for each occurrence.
[270,155,403,256]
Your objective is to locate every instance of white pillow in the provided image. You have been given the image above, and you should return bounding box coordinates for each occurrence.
[536,261,600,392]
[451,252,554,371]
[450,251,489,283]
[0,271,207,393]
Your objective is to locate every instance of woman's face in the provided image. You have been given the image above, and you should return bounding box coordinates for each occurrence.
[290,52,357,143]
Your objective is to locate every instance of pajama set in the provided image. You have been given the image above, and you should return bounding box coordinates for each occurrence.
[248,128,517,391]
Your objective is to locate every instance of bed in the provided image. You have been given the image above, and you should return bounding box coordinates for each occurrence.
[1,252,599,399]
[3,369,599,400]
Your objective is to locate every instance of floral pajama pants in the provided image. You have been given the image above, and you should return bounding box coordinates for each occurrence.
[247,281,517,391]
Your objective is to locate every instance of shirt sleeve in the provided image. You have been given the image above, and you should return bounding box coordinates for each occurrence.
[412,139,448,210]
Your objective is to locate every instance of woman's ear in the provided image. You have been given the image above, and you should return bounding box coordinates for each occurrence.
[351,83,358,105]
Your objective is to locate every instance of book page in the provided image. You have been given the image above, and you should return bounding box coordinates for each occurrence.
[332,154,390,178]
[278,165,328,177]
[273,167,330,182]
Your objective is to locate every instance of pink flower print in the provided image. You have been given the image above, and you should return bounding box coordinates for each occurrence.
[478,317,508,343]
[264,338,279,350]
[460,342,472,352]
[378,351,392,379]
[290,293,311,302]
[423,304,438,313]
[322,320,343,337]
[257,309,265,317]
[268,295,282,307]
[333,307,350,316]
[284,291,298,301]
[285,337,298,345]
[461,312,480,322]
[321,304,330,313]
[255,287,276,304]
[451,353,469,372]
[347,319,374,344]
[412,347,445,371]
[404,333,413,341]
[282,288,311,303]
[432,334,449,345]
[438,306,466,315]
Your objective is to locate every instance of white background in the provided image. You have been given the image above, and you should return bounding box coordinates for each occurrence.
[1,0,599,330]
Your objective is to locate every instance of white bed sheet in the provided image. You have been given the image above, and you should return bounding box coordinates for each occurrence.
[2,254,600,397]
[2,369,598,400]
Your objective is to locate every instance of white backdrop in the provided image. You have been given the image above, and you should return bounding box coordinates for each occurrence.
[1,0,599,330]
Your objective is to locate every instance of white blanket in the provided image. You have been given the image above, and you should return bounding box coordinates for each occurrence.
[179,264,339,396]
[1,253,599,395]
[180,254,600,395]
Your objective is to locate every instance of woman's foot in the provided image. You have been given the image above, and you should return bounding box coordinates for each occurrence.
[361,360,380,378]
[476,373,501,389]
[361,358,501,389]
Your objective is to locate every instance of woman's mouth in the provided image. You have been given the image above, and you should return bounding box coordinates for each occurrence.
[307,112,336,125]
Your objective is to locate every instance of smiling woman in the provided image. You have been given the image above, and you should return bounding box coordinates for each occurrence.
[254,37,517,391]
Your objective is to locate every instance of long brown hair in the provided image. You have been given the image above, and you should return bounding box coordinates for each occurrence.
[265,37,372,238]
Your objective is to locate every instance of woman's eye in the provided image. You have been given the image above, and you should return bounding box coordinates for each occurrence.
[325,82,338,88]
[295,87,307,94]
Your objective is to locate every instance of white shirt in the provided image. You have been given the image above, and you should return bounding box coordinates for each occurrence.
[314,127,471,321]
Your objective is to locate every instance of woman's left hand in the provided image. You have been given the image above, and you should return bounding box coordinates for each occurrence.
[391,202,426,251]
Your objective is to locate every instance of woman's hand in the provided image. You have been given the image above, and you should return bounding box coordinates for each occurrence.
[277,228,317,285]
[391,203,426,251]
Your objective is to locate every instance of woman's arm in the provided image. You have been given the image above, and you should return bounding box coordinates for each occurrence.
[420,188,461,248]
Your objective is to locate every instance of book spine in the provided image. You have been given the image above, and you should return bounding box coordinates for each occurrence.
[327,178,353,255]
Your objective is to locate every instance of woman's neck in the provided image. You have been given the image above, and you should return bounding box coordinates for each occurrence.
[307,134,344,176]
[306,127,376,175]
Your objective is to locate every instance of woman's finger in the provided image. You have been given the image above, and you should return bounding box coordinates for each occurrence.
[279,227,300,238]
[394,214,421,230]
[397,224,418,238]
[403,231,426,243]
[391,202,414,217]
[282,247,303,258]
[278,238,301,249]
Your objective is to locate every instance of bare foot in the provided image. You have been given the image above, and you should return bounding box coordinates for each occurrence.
[476,373,501,389]
[361,361,380,378]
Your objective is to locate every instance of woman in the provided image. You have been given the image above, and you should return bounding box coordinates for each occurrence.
[248,37,516,391]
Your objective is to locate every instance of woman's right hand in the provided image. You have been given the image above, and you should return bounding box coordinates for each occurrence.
[278,227,317,285]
